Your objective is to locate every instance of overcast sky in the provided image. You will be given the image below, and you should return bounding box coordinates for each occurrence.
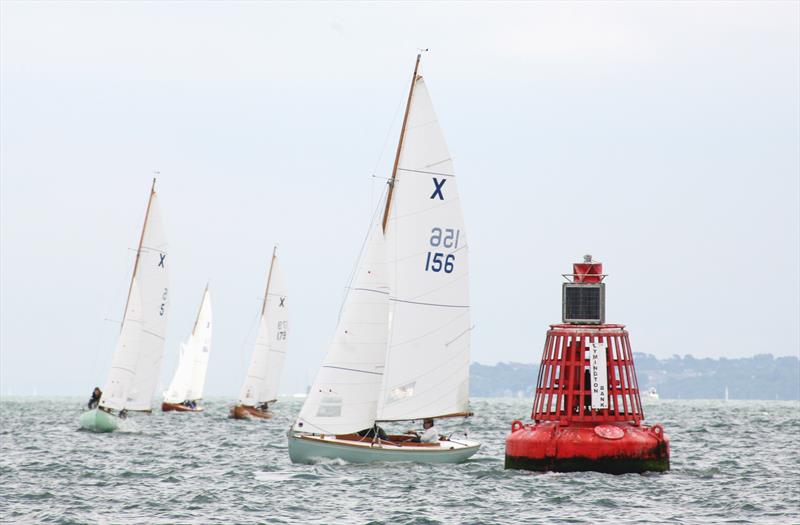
[1,1,798,397]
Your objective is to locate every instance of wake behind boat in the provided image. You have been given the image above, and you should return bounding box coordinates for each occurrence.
[289,55,480,464]
[162,284,212,413]
[80,178,170,432]
[230,247,289,420]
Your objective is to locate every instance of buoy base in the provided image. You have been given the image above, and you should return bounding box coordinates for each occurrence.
[505,421,670,474]
[505,454,669,474]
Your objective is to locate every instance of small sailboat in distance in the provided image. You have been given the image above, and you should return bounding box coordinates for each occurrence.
[80,178,169,432]
[289,55,480,463]
[162,285,212,412]
[230,247,288,420]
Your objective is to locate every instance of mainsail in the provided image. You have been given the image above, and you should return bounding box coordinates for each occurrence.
[376,73,471,422]
[238,249,289,406]
[164,286,212,403]
[293,222,389,434]
[294,57,472,434]
[100,182,170,412]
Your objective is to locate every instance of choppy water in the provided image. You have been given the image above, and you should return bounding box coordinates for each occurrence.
[1,398,798,524]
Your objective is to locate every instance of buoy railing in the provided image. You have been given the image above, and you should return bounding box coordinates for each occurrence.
[531,325,643,424]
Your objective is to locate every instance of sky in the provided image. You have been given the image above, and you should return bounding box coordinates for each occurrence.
[1,1,798,397]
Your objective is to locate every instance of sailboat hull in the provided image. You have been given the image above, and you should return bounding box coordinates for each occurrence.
[79,409,119,433]
[230,405,274,420]
[288,433,480,464]
[161,402,203,413]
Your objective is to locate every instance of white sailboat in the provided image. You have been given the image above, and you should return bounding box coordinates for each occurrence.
[79,179,170,432]
[289,55,480,464]
[230,247,289,420]
[162,285,212,412]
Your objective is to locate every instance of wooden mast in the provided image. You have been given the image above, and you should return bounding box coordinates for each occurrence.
[260,246,278,316]
[120,178,157,332]
[381,54,422,233]
[191,282,209,336]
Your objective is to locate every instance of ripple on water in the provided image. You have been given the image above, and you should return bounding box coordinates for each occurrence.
[0,398,798,524]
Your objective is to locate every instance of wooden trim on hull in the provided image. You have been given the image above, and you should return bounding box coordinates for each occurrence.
[230,405,274,420]
[161,402,203,413]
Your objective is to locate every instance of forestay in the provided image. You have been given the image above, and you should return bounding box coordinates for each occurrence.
[164,288,212,403]
[293,223,389,434]
[238,254,289,406]
[101,191,170,412]
[377,76,471,422]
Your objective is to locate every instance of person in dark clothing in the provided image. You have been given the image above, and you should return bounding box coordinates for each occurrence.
[258,402,270,412]
[87,387,102,409]
[357,425,389,441]
[119,409,128,419]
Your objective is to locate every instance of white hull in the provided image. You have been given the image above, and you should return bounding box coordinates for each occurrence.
[288,433,480,465]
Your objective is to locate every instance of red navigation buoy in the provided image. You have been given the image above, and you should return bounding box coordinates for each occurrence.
[505,255,670,474]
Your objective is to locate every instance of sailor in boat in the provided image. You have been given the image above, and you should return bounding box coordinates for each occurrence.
[410,419,439,443]
[87,387,102,409]
[257,401,270,412]
[119,409,128,419]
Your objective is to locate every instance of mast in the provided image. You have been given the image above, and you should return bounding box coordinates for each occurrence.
[191,282,210,336]
[381,53,422,232]
[120,178,157,332]
[260,246,278,317]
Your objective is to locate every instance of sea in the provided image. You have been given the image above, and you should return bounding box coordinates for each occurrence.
[1,398,798,524]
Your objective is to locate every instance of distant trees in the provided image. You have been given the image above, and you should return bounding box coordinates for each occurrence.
[470,354,800,400]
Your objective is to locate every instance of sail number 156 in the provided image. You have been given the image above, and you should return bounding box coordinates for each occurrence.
[425,227,459,274]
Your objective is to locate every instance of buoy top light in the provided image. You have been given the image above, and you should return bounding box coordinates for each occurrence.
[562,254,606,324]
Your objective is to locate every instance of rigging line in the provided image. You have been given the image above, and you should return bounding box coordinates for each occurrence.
[336,184,389,323]
[397,167,455,178]
[385,195,462,225]
[370,90,406,179]
[239,300,262,377]
[322,365,384,376]
[348,287,390,295]
[387,308,469,349]
[389,297,469,309]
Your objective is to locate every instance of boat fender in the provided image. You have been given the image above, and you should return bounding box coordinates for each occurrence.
[511,420,524,433]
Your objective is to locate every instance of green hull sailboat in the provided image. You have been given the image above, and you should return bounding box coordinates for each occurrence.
[78,178,170,432]
[79,409,119,433]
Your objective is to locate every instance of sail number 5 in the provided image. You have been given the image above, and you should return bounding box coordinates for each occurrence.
[159,288,168,316]
[425,227,459,273]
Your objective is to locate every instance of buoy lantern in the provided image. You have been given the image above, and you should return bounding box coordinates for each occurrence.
[505,255,670,474]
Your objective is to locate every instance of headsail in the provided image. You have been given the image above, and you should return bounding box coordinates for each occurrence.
[238,249,289,406]
[164,286,212,403]
[376,74,471,422]
[101,182,170,412]
[293,222,389,434]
